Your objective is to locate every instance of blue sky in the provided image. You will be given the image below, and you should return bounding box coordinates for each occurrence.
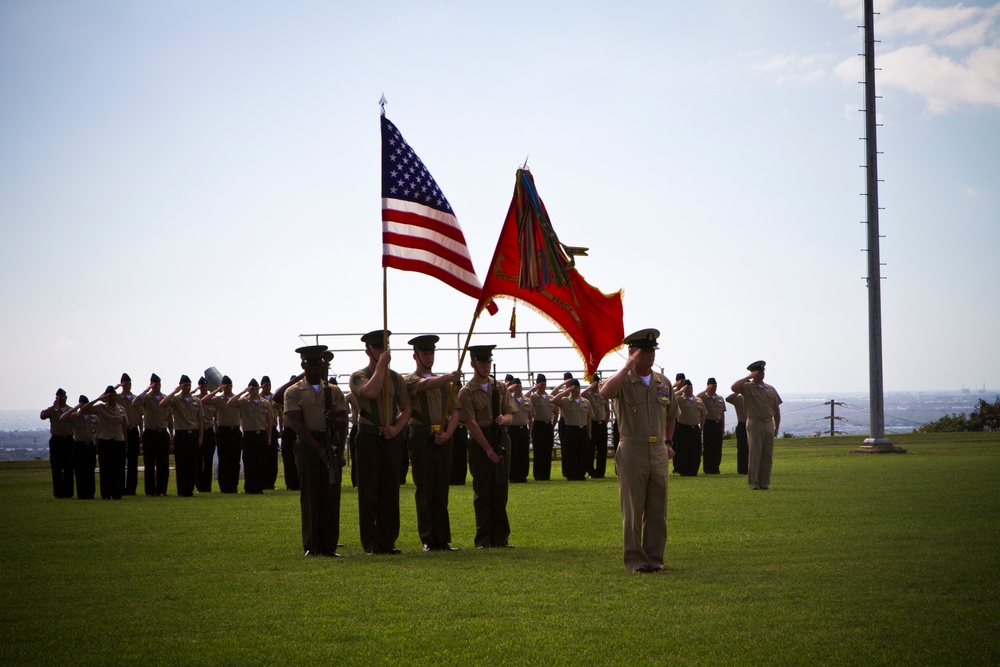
[1,0,997,411]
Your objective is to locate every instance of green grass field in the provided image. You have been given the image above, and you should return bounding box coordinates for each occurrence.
[1,433,998,666]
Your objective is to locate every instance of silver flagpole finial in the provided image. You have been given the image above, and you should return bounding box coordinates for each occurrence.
[379,93,388,115]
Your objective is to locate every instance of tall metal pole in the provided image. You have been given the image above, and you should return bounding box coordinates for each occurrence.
[858,0,903,453]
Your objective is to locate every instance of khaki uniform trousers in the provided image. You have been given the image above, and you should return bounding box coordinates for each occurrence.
[616,437,669,572]
[746,417,774,490]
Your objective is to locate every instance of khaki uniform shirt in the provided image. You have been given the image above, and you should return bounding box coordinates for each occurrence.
[136,393,169,430]
[457,377,518,427]
[529,392,556,421]
[510,395,533,426]
[585,391,609,421]
[238,396,271,432]
[348,367,410,427]
[67,413,96,442]
[92,403,127,441]
[555,396,593,427]
[738,382,782,421]
[119,393,140,428]
[164,395,203,430]
[214,395,242,428]
[726,393,747,423]
[698,392,727,421]
[405,373,450,428]
[201,396,217,429]
[605,370,680,444]
[284,379,347,433]
[47,407,73,437]
[347,393,360,426]
[676,395,707,427]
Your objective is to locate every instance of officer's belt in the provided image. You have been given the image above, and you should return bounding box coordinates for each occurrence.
[408,424,442,435]
[620,436,664,445]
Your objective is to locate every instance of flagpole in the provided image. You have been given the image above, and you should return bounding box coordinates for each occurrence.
[382,266,391,433]
[438,306,484,425]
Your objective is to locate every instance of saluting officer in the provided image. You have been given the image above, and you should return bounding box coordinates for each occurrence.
[600,329,679,574]
[731,361,782,490]
[134,374,171,496]
[40,388,74,498]
[457,344,518,549]
[349,330,411,555]
[525,375,556,481]
[161,374,204,497]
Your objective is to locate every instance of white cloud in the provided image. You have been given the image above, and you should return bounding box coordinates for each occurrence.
[830,2,1000,114]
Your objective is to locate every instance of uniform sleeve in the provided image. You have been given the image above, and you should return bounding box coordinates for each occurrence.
[330,386,347,413]
[394,371,411,409]
[457,386,476,423]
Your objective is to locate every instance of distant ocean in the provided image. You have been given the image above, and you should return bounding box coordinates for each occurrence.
[5,389,996,437]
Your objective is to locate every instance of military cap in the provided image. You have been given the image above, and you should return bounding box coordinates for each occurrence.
[707,377,717,385]
[747,360,766,372]
[510,377,522,386]
[295,345,329,362]
[198,377,207,386]
[121,373,131,383]
[504,373,515,382]
[361,330,391,346]
[592,372,601,380]
[248,378,259,388]
[682,379,692,387]
[79,395,89,404]
[569,379,581,387]
[56,388,67,396]
[322,351,334,363]
[563,372,573,380]
[408,334,439,351]
[150,373,161,383]
[104,385,116,396]
[329,377,339,385]
[179,374,192,385]
[675,372,686,381]
[623,328,660,350]
[261,375,271,384]
[536,373,547,382]
[468,344,496,361]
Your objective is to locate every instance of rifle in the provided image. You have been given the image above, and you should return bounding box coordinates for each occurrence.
[324,383,342,485]
[492,364,506,485]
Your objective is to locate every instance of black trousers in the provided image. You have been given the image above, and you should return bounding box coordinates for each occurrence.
[124,426,140,495]
[348,424,358,488]
[531,421,554,481]
[73,440,96,500]
[589,420,608,478]
[242,430,267,494]
[216,426,243,493]
[197,428,216,492]
[735,421,748,474]
[399,435,410,485]
[265,427,280,489]
[355,430,402,553]
[450,426,469,485]
[281,427,301,490]
[142,429,170,495]
[295,435,341,555]
[702,419,723,474]
[174,429,199,497]
[673,423,702,476]
[508,425,530,483]
[98,438,125,500]
[468,430,511,548]
[408,429,453,547]
[562,425,588,480]
[49,435,74,498]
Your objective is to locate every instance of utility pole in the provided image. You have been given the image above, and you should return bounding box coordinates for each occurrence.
[823,400,846,436]
[856,0,904,454]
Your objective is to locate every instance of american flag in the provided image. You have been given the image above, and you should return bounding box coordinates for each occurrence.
[381,115,494,312]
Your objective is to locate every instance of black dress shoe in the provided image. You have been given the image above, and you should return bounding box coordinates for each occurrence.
[324,552,343,559]
[441,544,459,552]
[304,550,315,557]
[388,548,403,555]
[422,544,433,552]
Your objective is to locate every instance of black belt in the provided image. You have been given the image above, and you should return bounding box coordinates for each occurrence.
[176,429,197,434]
[566,424,586,430]
[219,425,241,431]
[510,424,528,431]
[408,424,443,435]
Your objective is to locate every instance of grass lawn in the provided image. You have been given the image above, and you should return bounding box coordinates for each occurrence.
[1,432,998,666]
